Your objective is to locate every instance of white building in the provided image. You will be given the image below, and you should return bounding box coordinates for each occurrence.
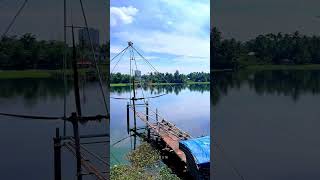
[134,70,141,78]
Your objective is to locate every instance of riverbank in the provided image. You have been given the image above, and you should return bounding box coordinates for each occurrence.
[0,69,106,79]
[0,70,56,79]
[211,64,320,73]
[110,81,210,87]
[245,64,320,71]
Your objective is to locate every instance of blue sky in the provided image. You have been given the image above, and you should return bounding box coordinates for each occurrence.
[110,0,210,74]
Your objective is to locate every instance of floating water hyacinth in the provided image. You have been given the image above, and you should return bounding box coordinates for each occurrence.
[110,142,180,180]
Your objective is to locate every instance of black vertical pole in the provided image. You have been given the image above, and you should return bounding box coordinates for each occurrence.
[156,108,159,141]
[127,102,130,134]
[146,101,150,139]
[130,44,137,150]
[132,77,137,133]
[72,113,82,180]
[72,26,82,117]
[71,25,82,180]
[54,128,61,180]
[63,0,67,137]
[156,108,158,122]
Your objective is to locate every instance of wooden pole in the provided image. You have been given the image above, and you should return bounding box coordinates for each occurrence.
[72,25,82,117]
[53,128,61,180]
[130,45,137,150]
[132,78,137,133]
[146,101,150,139]
[63,0,67,137]
[71,113,82,180]
[127,102,130,134]
[156,108,158,122]
[71,25,82,180]
[156,108,159,142]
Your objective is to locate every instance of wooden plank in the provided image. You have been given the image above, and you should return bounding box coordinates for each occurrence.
[134,110,187,162]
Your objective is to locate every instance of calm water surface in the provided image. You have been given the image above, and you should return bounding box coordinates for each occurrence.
[213,70,320,180]
[110,84,210,165]
[0,79,108,180]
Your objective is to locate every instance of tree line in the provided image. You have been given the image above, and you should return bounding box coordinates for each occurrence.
[211,27,320,69]
[0,33,109,70]
[110,70,210,84]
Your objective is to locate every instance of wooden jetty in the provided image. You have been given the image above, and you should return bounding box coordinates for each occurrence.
[134,109,191,163]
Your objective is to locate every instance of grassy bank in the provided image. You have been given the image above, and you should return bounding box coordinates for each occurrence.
[245,64,320,71]
[211,64,320,73]
[0,70,57,79]
[110,81,210,87]
[0,68,109,79]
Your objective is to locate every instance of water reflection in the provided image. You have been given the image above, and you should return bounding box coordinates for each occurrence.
[212,70,320,180]
[110,84,210,166]
[111,84,210,95]
[0,79,108,179]
[213,70,320,105]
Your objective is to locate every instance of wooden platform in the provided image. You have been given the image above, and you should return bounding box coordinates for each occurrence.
[135,110,191,163]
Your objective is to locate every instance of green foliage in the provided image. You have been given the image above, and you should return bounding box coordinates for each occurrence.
[0,34,109,70]
[127,143,160,168]
[111,71,210,84]
[211,28,320,69]
[110,165,153,180]
[156,166,181,180]
[111,143,180,180]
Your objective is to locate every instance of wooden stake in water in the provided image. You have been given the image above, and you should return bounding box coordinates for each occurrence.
[127,102,130,134]
[146,101,150,139]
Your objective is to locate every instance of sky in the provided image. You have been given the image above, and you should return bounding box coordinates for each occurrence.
[212,0,320,41]
[110,0,210,74]
[0,0,108,44]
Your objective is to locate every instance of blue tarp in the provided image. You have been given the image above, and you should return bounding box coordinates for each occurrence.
[179,136,210,168]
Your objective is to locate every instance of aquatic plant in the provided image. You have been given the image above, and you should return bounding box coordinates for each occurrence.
[110,142,180,180]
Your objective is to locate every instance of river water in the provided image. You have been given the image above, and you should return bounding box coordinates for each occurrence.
[0,79,108,180]
[110,84,210,166]
[213,70,320,180]
[2,70,317,179]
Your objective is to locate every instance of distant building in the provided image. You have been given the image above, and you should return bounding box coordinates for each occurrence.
[78,28,99,48]
[134,70,141,78]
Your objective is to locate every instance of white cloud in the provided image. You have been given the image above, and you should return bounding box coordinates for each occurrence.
[113,31,209,61]
[110,6,138,26]
[110,45,124,54]
[110,0,210,73]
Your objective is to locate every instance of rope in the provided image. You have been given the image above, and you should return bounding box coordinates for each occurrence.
[111,47,128,74]
[131,46,176,90]
[110,46,129,62]
[79,0,109,116]
[0,112,62,120]
[132,49,147,105]
[1,0,28,38]
[110,94,167,100]
[111,135,133,146]
[69,139,109,166]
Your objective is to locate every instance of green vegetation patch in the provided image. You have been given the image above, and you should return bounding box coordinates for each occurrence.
[0,70,54,79]
[111,142,180,180]
[245,64,320,71]
[127,142,161,168]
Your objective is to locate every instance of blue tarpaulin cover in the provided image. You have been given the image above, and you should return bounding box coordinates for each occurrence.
[179,136,210,168]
